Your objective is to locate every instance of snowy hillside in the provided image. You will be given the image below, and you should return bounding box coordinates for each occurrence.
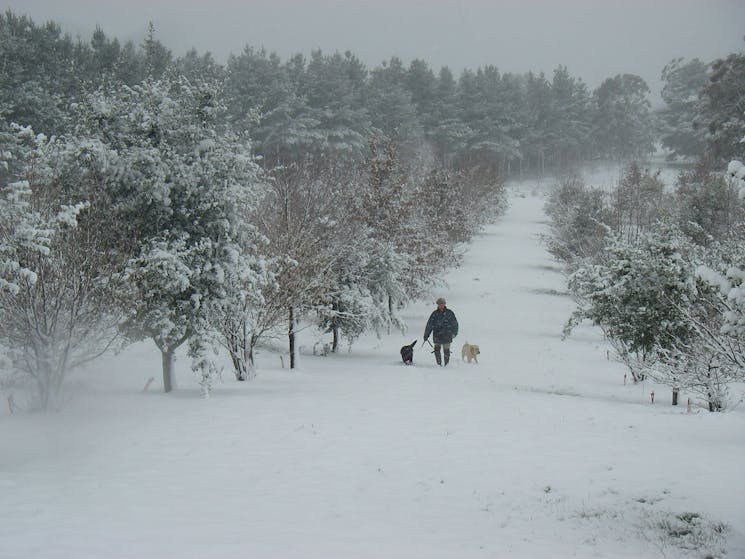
[2,179,743,559]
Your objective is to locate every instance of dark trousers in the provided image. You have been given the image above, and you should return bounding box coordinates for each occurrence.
[434,343,451,366]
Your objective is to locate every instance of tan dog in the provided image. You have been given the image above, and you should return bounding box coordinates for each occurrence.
[461,342,480,364]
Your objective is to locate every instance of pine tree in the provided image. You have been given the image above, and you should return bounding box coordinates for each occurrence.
[591,74,654,160]
[610,162,668,242]
[675,159,745,245]
[657,58,709,159]
[365,57,423,159]
[700,51,745,163]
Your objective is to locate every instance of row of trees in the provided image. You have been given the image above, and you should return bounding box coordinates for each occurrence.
[0,13,506,409]
[657,54,745,164]
[2,10,664,178]
[547,156,745,411]
[543,38,745,411]
[4,11,742,175]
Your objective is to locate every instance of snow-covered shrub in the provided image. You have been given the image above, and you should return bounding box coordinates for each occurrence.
[207,250,272,381]
[728,160,745,199]
[609,163,671,243]
[0,128,127,410]
[543,175,612,266]
[675,161,744,245]
[565,226,698,382]
[653,243,745,410]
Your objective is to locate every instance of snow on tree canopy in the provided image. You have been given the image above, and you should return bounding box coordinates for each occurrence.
[695,265,731,293]
[727,159,745,199]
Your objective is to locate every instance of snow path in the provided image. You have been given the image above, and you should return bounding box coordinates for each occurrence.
[1,184,744,559]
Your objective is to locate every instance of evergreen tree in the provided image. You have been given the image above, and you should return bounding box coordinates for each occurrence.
[566,226,698,382]
[73,76,264,393]
[142,22,172,79]
[428,67,469,167]
[550,66,592,167]
[657,58,709,159]
[0,12,77,134]
[405,58,439,126]
[675,159,745,245]
[299,50,371,164]
[523,71,554,174]
[610,162,668,242]
[366,57,423,159]
[591,74,654,160]
[543,176,612,266]
[176,48,225,84]
[700,50,745,163]
[224,47,290,134]
[457,67,525,173]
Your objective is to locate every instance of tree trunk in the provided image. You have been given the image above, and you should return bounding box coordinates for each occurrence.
[154,333,188,393]
[672,388,679,406]
[33,345,69,411]
[247,333,258,378]
[288,306,296,369]
[706,365,721,412]
[387,295,394,335]
[230,352,247,381]
[36,371,53,412]
[225,332,246,381]
[332,323,339,353]
[162,348,175,393]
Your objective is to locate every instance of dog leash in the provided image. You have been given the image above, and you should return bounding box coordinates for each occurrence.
[423,338,435,353]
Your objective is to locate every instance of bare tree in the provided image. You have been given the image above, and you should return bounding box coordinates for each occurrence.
[254,163,341,368]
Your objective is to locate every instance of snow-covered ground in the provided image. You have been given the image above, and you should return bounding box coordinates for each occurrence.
[2,177,743,559]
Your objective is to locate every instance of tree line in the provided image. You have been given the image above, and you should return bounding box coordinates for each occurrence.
[2,13,741,173]
[0,12,507,409]
[546,54,745,411]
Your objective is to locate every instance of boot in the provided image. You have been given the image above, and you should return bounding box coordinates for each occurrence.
[434,347,442,366]
[444,349,450,366]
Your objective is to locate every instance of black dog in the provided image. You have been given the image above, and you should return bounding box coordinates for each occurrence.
[400,339,417,365]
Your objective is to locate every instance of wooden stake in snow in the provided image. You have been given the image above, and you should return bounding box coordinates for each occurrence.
[650,391,655,404]
[687,398,692,413]
[142,377,155,393]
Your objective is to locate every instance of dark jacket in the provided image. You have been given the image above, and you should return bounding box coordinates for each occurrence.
[424,307,458,344]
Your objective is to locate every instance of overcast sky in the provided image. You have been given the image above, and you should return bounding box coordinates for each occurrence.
[3,0,744,99]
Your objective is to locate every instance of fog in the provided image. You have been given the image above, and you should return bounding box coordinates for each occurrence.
[3,0,745,98]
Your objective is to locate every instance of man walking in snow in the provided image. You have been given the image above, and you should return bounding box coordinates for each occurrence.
[424,297,458,366]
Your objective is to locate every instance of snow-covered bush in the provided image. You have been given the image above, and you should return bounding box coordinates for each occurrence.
[0,128,127,410]
[610,163,668,243]
[654,244,745,410]
[675,161,744,245]
[728,160,745,199]
[207,250,273,381]
[543,176,612,266]
[565,226,698,382]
